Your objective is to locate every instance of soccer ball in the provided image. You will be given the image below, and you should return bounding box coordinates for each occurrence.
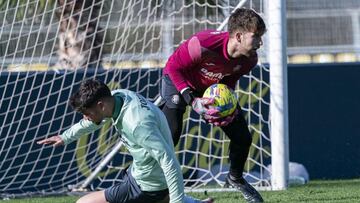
[203,83,238,117]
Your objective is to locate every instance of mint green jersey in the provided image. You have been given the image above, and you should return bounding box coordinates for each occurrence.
[60,89,184,203]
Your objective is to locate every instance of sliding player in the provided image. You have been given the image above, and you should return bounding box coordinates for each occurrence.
[37,79,213,203]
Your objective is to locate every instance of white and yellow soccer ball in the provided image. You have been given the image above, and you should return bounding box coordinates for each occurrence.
[203,83,238,118]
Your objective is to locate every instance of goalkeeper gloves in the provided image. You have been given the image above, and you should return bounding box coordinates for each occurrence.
[180,87,219,117]
[205,109,238,127]
[191,97,219,116]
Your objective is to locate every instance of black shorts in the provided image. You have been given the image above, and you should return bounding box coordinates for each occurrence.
[160,75,201,109]
[104,168,169,203]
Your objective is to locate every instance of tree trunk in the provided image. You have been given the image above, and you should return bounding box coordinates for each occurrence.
[56,0,104,69]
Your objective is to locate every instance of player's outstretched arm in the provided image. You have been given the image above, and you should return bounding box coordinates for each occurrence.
[37,135,64,147]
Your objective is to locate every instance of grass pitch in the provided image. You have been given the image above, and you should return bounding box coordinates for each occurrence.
[3,179,360,203]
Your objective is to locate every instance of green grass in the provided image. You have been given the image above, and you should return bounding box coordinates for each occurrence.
[3,179,360,203]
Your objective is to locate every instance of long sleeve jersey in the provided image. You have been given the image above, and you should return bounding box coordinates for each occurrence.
[163,30,258,93]
[60,89,184,203]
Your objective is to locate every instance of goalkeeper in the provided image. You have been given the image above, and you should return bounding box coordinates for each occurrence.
[37,79,213,203]
[158,8,266,203]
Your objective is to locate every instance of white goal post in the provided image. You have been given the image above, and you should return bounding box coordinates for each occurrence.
[0,0,288,198]
[267,0,289,190]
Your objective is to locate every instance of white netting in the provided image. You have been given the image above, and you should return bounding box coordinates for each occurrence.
[0,0,272,197]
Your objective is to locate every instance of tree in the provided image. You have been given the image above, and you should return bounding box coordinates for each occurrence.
[0,0,55,22]
[55,0,104,69]
[0,0,104,69]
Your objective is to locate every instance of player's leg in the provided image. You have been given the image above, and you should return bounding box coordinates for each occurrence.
[160,75,187,145]
[221,107,263,203]
[99,167,144,203]
[221,107,252,177]
[161,105,185,145]
[103,166,171,203]
[76,191,107,203]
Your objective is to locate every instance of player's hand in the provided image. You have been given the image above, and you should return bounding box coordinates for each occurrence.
[191,97,219,116]
[207,109,238,127]
[37,135,64,147]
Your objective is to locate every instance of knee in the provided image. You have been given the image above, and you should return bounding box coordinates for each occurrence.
[76,196,91,203]
[75,191,107,203]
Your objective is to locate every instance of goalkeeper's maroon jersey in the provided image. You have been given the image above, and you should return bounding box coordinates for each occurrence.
[163,30,258,93]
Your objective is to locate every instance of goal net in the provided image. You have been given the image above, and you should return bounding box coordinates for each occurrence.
[0,0,274,198]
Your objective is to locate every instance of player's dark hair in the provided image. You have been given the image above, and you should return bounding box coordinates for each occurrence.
[69,79,111,112]
[228,8,266,36]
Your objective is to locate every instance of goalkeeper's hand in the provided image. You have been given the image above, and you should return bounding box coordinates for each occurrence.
[205,109,238,127]
[191,97,219,117]
[37,135,64,147]
[181,87,220,117]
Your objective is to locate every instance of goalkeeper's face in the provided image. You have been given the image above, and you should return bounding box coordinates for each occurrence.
[239,31,263,56]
